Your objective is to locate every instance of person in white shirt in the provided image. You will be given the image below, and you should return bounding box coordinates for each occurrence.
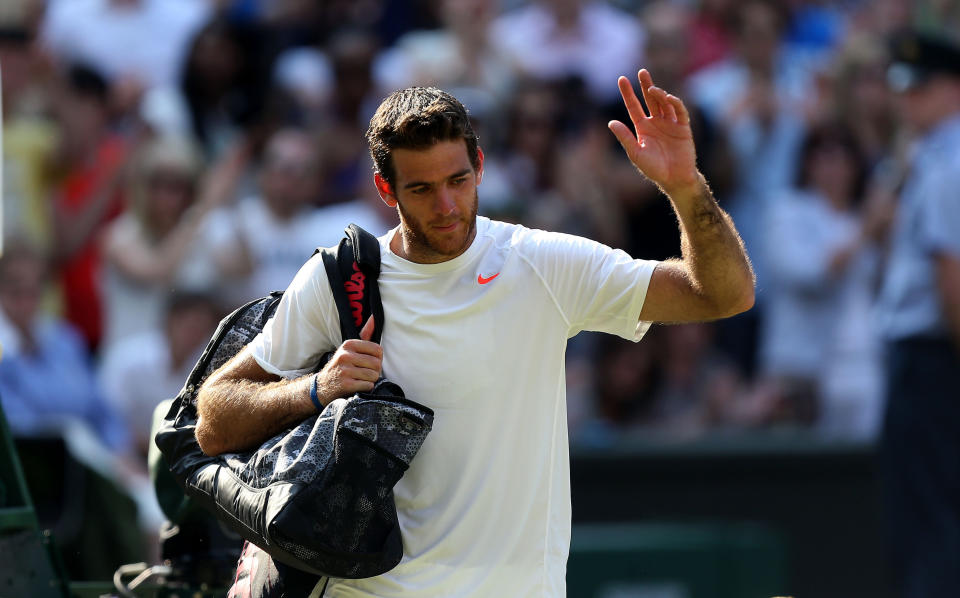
[99,291,222,457]
[42,0,209,91]
[232,129,388,301]
[194,69,755,597]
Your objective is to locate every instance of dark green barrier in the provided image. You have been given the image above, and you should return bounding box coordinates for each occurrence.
[0,407,68,598]
[569,522,787,598]
[570,433,888,598]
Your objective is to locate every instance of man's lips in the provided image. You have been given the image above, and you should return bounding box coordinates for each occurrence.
[433,221,460,232]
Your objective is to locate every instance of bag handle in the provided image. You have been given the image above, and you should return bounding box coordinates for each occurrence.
[318,224,384,344]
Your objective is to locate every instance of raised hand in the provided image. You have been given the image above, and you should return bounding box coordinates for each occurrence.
[607,69,700,196]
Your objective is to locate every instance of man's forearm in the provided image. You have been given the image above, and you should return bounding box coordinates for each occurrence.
[196,373,317,456]
[666,175,755,315]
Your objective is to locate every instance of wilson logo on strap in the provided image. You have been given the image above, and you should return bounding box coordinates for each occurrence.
[344,262,366,327]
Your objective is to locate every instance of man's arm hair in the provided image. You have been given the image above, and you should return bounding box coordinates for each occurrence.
[195,317,383,456]
[638,175,755,323]
[606,69,754,323]
[195,346,317,456]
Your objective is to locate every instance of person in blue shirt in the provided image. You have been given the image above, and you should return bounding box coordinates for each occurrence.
[0,239,130,454]
[876,30,960,598]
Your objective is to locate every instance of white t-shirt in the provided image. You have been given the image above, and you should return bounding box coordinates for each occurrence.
[248,217,656,597]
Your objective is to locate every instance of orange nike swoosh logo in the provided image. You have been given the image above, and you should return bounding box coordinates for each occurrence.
[478,272,500,284]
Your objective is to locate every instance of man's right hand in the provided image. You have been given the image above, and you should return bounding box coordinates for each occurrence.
[313,316,383,405]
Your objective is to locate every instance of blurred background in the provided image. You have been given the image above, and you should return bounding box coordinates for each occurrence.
[2,0,959,597]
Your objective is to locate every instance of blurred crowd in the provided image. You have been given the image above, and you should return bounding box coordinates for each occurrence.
[2,0,958,530]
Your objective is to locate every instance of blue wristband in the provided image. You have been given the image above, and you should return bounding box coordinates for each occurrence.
[309,374,323,412]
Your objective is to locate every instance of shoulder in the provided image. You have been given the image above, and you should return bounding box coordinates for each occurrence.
[478,218,625,276]
[487,218,608,256]
[288,251,331,293]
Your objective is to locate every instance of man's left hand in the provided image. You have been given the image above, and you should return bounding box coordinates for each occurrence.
[608,69,700,197]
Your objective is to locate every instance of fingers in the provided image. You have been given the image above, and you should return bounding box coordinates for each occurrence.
[637,69,656,118]
[319,366,377,396]
[631,68,689,125]
[342,338,382,358]
[644,83,671,121]
[666,93,690,126]
[608,120,640,157]
[359,315,375,341]
[342,365,380,385]
[346,351,382,373]
[321,341,383,396]
[617,76,646,130]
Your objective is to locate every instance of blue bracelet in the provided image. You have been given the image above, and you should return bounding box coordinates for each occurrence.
[309,374,323,412]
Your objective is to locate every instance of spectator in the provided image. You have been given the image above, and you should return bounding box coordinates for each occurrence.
[270,43,334,129]
[686,0,735,74]
[575,332,662,446]
[496,81,564,226]
[760,123,881,435]
[99,291,222,458]
[231,128,387,301]
[490,0,645,107]
[140,18,269,159]
[0,239,130,453]
[827,33,901,168]
[314,29,384,206]
[1,7,58,250]
[374,0,515,100]
[99,135,250,353]
[651,322,744,439]
[41,0,210,92]
[687,0,810,376]
[49,63,130,352]
[876,30,960,597]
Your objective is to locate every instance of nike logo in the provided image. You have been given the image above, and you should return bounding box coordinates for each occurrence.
[477,272,500,284]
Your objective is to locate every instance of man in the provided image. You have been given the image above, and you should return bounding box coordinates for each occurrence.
[194,70,754,596]
[877,31,960,598]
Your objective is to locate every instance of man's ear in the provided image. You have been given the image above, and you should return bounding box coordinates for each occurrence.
[374,173,397,208]
[476,147,485,184]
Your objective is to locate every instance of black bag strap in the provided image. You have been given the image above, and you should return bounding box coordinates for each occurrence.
[316,224,384,344]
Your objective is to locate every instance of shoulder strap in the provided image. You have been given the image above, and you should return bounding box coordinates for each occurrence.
[316,224,384,343]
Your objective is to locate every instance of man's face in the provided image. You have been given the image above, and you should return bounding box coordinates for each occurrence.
[376,140,483,264]
[0,255,45,331]
[896,76,960,134]
[260,134,319,216]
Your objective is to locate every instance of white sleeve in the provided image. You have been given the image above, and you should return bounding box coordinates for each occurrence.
[247,253,342,377]
[520,230,657,341]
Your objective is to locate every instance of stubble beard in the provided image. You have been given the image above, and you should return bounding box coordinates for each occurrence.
[397,190,479,263]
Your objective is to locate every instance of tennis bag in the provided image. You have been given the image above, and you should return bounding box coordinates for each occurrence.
[154,224,434,579]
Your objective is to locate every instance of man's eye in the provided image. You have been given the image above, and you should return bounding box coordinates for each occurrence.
[451,177,467,186]
[411,187,429,195]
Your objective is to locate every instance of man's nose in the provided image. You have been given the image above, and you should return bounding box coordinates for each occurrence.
[436,187,456,215]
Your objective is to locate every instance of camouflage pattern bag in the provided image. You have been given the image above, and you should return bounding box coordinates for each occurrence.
[155,225,433,585]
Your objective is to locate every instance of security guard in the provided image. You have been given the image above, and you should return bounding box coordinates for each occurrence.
[877,30,960,598]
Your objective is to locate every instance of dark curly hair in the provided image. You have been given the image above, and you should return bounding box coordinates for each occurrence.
[366,87,480,187]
